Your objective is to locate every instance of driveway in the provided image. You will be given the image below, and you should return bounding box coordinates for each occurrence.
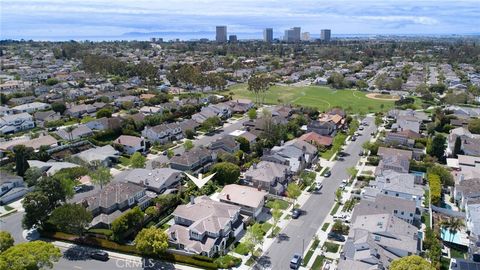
[254,116,376,270]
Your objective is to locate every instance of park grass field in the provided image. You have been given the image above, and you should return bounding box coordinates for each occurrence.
[228,84,395,113]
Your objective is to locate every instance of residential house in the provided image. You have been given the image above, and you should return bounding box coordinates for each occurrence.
[226,99,254,113]
[73,145,120,167]
[115,168,183,193]
[363,170,424,209]
[447,127,480,157]
[142,122,183,144]
[244,161,291,195]
[338,213,419,270]
[192,103,231,124]
[65,104,97,118]
[454,178,480,209]
[0,106,13,117]
[12,102,51,114]
[385,129,421,148]
[209,135,240,154]
[352,195,418,225]
[0,113,35,134]
[85,117,122,131]
[114,95,142,108]
[113,135,146,155]
[168,196,243,257]
[0,135,58,152]
[27,160,79,176]
[33,110,61,127]
[218,184,267,220]
[307,120,336,136]
[376,147,412,176]
[169,147,216,172]
[299,132,333,147]
[56,125,93,141]
[81,181,150,228]
[0,172,27,205]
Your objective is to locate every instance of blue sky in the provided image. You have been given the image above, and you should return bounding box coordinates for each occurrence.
[1,0,479,40]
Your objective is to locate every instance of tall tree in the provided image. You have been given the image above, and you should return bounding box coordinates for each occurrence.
[134,227,168,256]
[427,134,446,162]
[48,204,92,235]
[248,73,271,104]
[22,192,51,229]
[89,166,112,189]
[23,167,43,187]
[12,145,33,177]
[211,162,240,185]
[453,136,462,158]
[390,255,435,270]
[183,140,194,152]
[286,183,301,205]
[0,231,14,253]
[0,241,61,270]
[271,202,282,237]
[130,152,146,168]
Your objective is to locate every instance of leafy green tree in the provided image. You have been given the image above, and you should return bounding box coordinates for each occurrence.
[201,116,222,133]
[247,108,257,120]
[328,72,346,89]
[453,136,462,158]
[134,227,168,256]
[0,241,61,270]
[183,140,194,151]
[0,231,14,253]
[13,145,33,177]
[299,171,316,187]
[89,166,112,189]
[243,223,265,256]
[130,152,146,168]
[346,167,358,181]
[248,73,271,104]
[154,194,180,212]
[211,162,240,185]
[96,108,112,119]
[36,176,67,209]
[335,188,343,203]
[22,191,51,229]
[271,202,282,237]
[48,204,92,235]
[469,118,480,134]
[390,255,435,270]
[24,167,43,187]
[45,78,59,86]
[235,136,250,153]
[51,102,66,114]
[286,183,301,204]
[166,149,174,159]
[427,134,446,162]
[111,207,144,241]
[427,165,454,187]
[185,129,195,139]
[428,174,442,206]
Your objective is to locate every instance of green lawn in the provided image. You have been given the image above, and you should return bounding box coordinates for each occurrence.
[321,223,330,232]
[311,255,326,270]
[234,242,250,255]
[265,198,290,210]
[450,248,467,259]
[323,242,340,253]
[261,222,273,235]
[330,203,340,215]
[227,84,394,113]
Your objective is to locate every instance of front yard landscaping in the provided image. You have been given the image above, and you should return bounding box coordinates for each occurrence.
[323,242,340,253]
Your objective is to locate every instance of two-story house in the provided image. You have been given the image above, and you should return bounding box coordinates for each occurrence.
[168,196,243,257]
[142,123,183,144]
[169,147,216,173]
[113,135,146,155]
[0,112,35,134]
[218,184,267,220]
[244,161,291,195]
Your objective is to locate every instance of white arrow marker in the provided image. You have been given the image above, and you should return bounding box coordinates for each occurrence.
[185,172,216,189]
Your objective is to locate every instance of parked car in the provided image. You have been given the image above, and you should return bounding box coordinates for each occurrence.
[314,182,323,191]
[359,126,364,130]
[324,171,331,177]
[291,208,302,219]
[358,151,364,156]
[337,157,344,161]
[328,232,345,242]
[351,136,357,141]
[91,251,109,261]
[290,254,302,269]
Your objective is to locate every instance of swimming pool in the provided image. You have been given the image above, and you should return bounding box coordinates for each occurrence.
[440,227,469,246]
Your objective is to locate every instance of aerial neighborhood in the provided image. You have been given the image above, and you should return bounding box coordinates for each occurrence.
[0,31,480,270]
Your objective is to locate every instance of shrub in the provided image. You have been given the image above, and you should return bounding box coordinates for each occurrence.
[234,242,250,255]
[428,174,442,206]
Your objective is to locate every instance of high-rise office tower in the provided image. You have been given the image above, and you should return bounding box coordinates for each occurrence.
[284,27,301,42]
[301,32,311,41]
[229,35,237,42]
[216,26,227,42]
[264,28,273,43]
[321,29,331,42]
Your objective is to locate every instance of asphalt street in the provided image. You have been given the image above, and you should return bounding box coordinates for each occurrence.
[255,116,376,270]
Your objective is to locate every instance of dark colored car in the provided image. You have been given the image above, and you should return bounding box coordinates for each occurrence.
[337,157,344,161]
[351,136,357,141]
[290,254,302,269]
[324,171,331,177]
[328,232,346,242]
[291,208,301,219]
[91,251,109,261]
[359,151,364,156]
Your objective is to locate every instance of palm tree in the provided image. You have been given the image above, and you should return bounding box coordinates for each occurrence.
[441,217,465,243]
[65,125,75,142]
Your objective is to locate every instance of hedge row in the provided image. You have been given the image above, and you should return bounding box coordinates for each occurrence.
[41,231,218,269]
[428,173,441,206]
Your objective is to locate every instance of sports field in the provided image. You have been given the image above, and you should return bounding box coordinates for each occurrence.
[228,84,395,113]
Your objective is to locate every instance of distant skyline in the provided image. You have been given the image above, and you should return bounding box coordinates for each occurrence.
[1,0,479,41]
